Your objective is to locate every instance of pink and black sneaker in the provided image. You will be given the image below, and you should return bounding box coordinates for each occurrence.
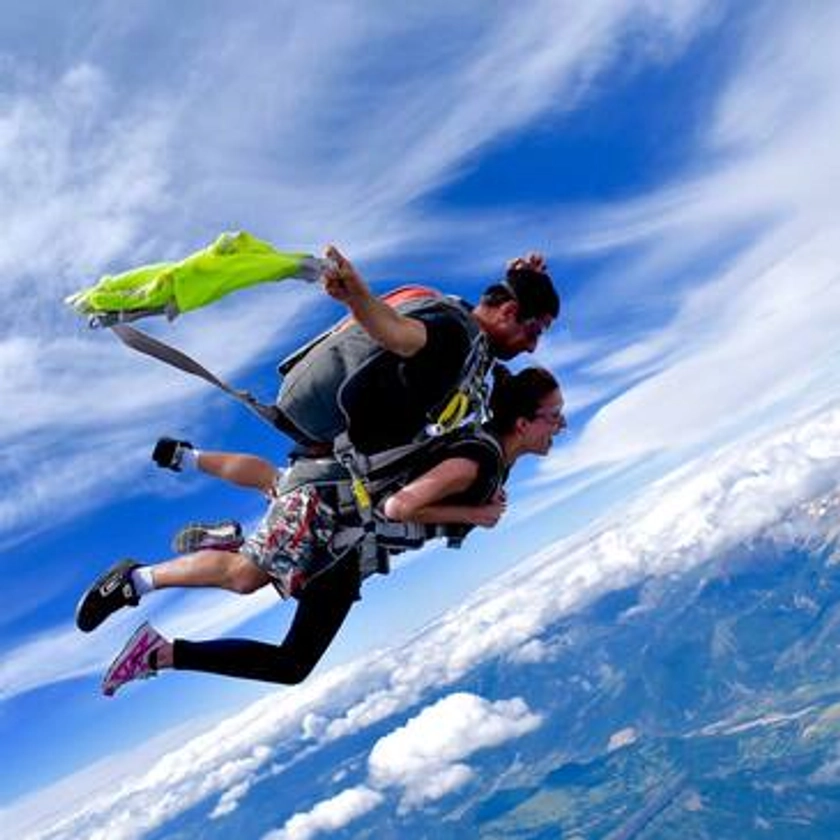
[102,622,167,697]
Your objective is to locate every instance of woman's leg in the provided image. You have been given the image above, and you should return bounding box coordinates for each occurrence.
[166,557,360,684]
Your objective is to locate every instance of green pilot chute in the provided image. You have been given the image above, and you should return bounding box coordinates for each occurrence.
[66,230,325,327]
[65,230,328,426]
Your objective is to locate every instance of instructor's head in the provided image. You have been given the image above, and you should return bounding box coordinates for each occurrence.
[474,256,560,360]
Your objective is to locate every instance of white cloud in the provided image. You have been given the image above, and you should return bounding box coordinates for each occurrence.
[210,779,251,819]
[0,63,172,302]
[0,713,230,840]
[267,786,384,840]
[533,203,840,487]
[274,690,542,832]
[367,692,542,810]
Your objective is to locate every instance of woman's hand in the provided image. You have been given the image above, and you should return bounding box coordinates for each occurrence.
[472,490,507,527]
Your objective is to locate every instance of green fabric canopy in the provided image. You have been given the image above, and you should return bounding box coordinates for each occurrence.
[66,231,316,319]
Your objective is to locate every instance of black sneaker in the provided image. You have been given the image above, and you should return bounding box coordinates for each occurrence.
[76,560,142,632]
[152,437,193,472]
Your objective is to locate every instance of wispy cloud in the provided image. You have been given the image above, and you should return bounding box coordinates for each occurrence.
[516,1,840,487]
[0,63,173,307]
[0,0,720,546]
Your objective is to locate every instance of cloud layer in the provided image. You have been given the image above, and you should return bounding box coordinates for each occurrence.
[8,391,838,839]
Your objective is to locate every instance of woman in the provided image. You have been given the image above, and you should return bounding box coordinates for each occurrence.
[79,366,565,695]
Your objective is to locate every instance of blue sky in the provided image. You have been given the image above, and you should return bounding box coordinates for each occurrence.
[1,0,839,833]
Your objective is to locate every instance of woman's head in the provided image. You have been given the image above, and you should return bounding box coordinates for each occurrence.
[487,365,565,457]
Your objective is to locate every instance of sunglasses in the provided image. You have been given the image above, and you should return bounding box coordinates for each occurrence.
[519,315,552,340]
[533,406,567,429]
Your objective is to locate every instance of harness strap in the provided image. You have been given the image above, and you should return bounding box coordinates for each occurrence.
[331,521,453,557]
[89,305,175,329]
[110,324,281,428]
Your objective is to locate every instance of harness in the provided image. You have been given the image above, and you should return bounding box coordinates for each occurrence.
[277,426,506,581]
[104,286,495,575]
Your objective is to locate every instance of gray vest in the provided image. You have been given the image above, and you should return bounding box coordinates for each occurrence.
[275,292,483,446]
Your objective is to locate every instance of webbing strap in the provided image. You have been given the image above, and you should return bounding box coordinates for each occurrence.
[110,324,280,427]
[89,305,174,329]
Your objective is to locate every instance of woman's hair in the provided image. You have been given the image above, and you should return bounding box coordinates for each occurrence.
[486,364,559,434]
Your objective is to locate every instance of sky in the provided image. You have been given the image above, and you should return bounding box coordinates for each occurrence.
[1,0,839,834]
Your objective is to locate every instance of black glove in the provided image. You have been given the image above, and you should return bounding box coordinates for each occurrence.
[152,437,194,472]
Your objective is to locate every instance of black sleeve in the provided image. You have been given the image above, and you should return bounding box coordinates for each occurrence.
[399,309,473,405]
[440,438,504,505]
[412,433,504,506]
[343,308,472,454]
[411,309,473,369]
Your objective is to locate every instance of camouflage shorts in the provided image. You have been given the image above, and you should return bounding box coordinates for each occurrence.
[241,485,338,599]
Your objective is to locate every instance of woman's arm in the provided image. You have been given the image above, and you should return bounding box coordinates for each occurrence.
[383,458,505,527]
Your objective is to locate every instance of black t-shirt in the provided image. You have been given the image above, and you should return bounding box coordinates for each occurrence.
[341,307,474,454]
[404,428,508,545]
[408,430,506,505]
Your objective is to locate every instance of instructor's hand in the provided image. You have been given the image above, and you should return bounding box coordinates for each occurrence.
[508,252,547,274]
[323,245,369,304]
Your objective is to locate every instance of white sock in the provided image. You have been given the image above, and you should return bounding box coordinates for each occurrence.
[131,567,156,597]
[182,447,201,471]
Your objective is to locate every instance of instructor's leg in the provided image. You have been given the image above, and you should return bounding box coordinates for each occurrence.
[77,550,270,633]
[197,451,279,495]
[151,549,270,594]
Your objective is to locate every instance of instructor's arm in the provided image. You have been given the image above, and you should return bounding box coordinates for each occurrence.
[322,244,427,357]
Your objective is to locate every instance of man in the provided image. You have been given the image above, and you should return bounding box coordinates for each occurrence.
[271,245,560,455]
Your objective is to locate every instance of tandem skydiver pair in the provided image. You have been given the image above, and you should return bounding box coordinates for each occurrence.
[70,237,564,695]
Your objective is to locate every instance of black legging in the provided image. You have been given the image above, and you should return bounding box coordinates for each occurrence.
[171,556,361,684]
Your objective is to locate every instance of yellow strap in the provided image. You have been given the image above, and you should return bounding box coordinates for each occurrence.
[351,476,372,511]
[436,391,470,431]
